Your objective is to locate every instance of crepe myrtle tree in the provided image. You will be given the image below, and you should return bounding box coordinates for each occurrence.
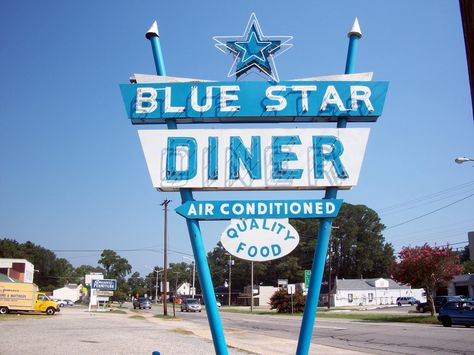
[392,244,463,316]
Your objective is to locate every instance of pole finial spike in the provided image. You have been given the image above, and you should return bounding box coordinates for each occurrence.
[348,17,362,38]
[146,21,159,39]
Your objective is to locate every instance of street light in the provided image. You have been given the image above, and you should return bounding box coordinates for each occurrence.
[145,266,163,304]
[455,156,474,164]
[182,256,195,299]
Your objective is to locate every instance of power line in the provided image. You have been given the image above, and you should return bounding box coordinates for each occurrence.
[379,180,474,214]
[385,194,474,230]
[51,247,193,257]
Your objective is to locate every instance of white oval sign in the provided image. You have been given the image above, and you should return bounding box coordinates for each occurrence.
[220,218,300,262]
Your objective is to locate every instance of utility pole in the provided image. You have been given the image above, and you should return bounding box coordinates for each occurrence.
[228,255,233,306]
[327,238,332,309]
[155,269,159,304]
[250,261,254,312]
[173,271,180,318]
[161,199,171,316]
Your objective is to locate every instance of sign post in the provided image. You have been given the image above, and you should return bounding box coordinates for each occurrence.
[122,14,387,355]
[145,22,228,355]
[288,284,295,315]
[296,18,363,355]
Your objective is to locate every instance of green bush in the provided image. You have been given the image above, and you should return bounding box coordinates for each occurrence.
[269,289,306,313]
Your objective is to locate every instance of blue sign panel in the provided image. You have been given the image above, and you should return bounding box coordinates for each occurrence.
[91,279,117,291]
[120,81,388,124]
[175,199,343,220]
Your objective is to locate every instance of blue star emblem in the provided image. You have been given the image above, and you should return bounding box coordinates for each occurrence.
[214,13,293,82]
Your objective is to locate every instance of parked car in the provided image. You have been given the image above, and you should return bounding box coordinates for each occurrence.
[133,297,152,310]
[63,299,74,306]
[437,301,474,327]
[181,298,202,312]
[417,296,462,313]
[51,298,66,307]
[396,297,419,306]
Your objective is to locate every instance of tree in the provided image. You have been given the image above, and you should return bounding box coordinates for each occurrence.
[98,250,132,302]
[290,203,394,280]
[463,260,474,274]
[0,238,67,291]
[98,249,132,280]
[269,288,306,313]
[392,244,464,316]
[127,272,147,297]
[207,242,231,289]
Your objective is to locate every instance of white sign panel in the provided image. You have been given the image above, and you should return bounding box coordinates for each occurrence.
[220,218,300,262]
[288,284,296,295]
[138,128,369,191]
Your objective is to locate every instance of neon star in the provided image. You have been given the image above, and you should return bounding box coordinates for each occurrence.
[214,13,293,82]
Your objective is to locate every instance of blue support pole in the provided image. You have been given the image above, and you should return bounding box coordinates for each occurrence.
[146,22,228,355]
[296,19,361,355]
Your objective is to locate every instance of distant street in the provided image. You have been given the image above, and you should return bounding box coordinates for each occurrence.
[155,305,473,354]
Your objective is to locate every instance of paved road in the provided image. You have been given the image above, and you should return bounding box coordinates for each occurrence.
[169,306,474,354]
[2,305,471,355]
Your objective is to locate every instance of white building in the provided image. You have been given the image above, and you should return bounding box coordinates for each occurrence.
[448,274,474,298]
[176,282,191,296]
[0,258,35,283]
[330,277,426,307]
[239,285,279,307]
[53,284,83,302]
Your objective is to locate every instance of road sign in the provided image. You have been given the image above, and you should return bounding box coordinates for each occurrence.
[288,284,296,295]
[176,199,343,220]
[97,290,114,297]
[304,270,311,289]
[91,279,117,291]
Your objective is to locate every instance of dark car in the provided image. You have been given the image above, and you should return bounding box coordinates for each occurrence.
[417,296,462,313]
[133,297,152,310]
[438,301,474,327]
[180,298,202,312]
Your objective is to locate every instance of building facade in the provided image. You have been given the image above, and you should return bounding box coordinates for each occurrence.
[330,277,426,307]
[0,258,35,283]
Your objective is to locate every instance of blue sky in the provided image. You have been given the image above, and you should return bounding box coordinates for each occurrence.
[1,1,472,278]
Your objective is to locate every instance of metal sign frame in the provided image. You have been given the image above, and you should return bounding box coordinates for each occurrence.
[122,15,383,355]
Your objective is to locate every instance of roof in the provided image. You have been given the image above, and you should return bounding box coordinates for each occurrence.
[451,274,474,283]
[0,273,21,282]
[336,278,410,291]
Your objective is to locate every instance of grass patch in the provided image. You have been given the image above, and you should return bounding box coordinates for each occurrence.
[0,313,45,320]
[172,328,194,335]
[153,315,180,320]
[221,307,438,324]
[109,309,127,314]
[129,315,146,320]
[220,308,277,315]
[317,313,438,324]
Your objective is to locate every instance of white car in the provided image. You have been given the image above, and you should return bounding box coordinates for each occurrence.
[51,298,66,307]
[63,299,74,306]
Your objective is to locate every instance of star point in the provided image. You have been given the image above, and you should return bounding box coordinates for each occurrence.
[214,13,293,82]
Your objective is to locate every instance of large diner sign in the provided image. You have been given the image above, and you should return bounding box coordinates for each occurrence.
[138,128,369,191]
[120,80,388,124]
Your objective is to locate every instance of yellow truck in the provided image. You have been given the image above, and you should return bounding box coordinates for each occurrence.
[0,281,60,315]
